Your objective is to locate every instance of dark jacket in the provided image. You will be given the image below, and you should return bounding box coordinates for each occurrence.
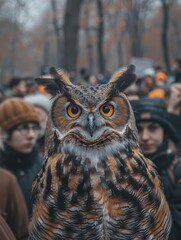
[168,113,181,143]
[174,70,181,83]
[0,168,28,239]
[151,151,181,240]
[0,144,43,216]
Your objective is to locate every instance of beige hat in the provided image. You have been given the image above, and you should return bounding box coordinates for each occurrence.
[0,98,39,131]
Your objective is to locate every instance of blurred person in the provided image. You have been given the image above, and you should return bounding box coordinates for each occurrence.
[131,97,181,239]
[79,67,89,82]
[88,74,99,85]
[0,98,43,216]
[166,83,181,142]
[147,87,166,100]
[0,167,28,240]
[6,77,27,98]
[172,58,181,83]
[142,68,167,100]
[97,72,109,84]
[24,93,51,154]
[141,68,156,93]
[125,78,147,100]
[155,70,167,85]
[25,76,38,95]
[37,84,50,96]
[40,64,49,75]
[69,71,77,83]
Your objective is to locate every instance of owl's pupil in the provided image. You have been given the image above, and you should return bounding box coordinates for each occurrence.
[103,106,110,114]
[71,106,78,114]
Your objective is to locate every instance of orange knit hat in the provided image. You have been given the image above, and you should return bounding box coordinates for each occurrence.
[0,98,39,131]
[155,72,167,82]
[148,88,166,99]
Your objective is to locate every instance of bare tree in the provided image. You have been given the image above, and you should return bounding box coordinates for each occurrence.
[83,1,95,73]
[63,0,83,72]
[171,18,181,59]
[170,0,181,60]
[96,0,105,74]
[50,0,62,66]
[161,0,171,73]
[9,0,27,76]
[127,0,152,57]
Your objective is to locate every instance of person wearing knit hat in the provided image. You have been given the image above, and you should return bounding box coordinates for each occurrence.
[131,97,179,144]
[147,87,166,100]
[24,93,51,154]
[0,97,39,133]
[142,68,156,93]
[0,98,43,216]
[155,71,167,82]
[130,97,181,239]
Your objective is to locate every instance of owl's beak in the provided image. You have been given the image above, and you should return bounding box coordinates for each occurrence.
[87,112,95,137]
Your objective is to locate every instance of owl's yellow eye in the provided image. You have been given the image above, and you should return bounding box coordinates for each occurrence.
[67,105,81,118]
[100,104,114,117]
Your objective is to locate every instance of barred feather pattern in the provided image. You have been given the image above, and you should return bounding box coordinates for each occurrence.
[29,128,171,240]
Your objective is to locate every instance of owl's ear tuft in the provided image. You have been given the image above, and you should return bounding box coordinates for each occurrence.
[35,67,72,97]
[109,65,136,92]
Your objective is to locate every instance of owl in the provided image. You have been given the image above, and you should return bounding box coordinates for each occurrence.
[29,65,171,240]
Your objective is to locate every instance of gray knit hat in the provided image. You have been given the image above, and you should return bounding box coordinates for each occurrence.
[24,93,51,112]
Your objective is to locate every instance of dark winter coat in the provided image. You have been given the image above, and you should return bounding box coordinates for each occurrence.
[0,144,43,216]
[150,151,181,240]
[174,70,181,83]
[168,113,181,142]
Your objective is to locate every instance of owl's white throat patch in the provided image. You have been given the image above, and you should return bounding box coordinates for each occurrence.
[60,140,128,164]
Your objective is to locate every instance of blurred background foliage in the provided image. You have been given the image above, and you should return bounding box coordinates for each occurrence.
[0,0,180,84]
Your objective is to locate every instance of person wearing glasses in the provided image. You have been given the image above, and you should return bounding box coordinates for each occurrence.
[0,98,43,217]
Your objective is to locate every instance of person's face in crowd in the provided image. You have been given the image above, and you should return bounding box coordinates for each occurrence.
[5,122,39,154]
[143,76,155,88]
[137,121,164,154]
[15,80,27,96]
[88,75,98,85]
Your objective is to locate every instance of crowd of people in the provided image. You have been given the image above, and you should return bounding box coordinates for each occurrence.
[0,76,51,239]
[127,59,181,239]
[0,59,181,239]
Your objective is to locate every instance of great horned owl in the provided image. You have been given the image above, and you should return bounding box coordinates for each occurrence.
[29,65,171,240]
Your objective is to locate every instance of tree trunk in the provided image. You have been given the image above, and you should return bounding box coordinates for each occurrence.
[161,1,171,73]
[130,7,143,57]
[63,0,82,72]
[43,40,50,66]
[9,21,18,76]
[171,19,181,59]
[51,0,62,67]
[96,0,105,74]
[117,35,123,67]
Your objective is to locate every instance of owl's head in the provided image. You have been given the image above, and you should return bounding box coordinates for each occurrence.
[36,65,137,156]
